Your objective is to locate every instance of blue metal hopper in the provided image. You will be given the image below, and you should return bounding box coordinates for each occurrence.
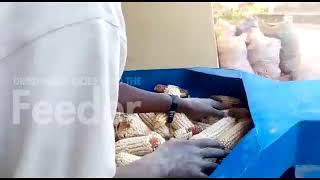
[121,67,320,178]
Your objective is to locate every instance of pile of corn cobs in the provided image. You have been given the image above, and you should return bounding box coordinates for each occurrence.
[114,84,253,167]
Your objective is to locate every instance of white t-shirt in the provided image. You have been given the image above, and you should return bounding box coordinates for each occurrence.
[0,2,127,177]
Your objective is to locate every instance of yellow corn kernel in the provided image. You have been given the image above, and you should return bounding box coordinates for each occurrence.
[154,84,188,97]
[115,113,151,140]
[154,125,171,139]
[217,120,252,150]
[139,113,168,130]
[116,152,141,167]
[115,132,165,156]
[149,113,194,131]
[138,113,157,130]
[173,128,192,140]
[190,117,236,140]
[171,113,194,130]
[164,85,182,96]
[153,113,168,129]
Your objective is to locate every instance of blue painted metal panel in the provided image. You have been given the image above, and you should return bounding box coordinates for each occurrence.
[121,67,320,178]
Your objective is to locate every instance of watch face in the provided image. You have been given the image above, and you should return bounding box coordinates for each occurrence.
[167,111,175,124]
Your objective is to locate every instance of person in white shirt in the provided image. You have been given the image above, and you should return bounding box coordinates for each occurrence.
[0,2,227,177]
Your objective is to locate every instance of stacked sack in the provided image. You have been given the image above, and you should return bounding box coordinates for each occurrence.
[215,19,237,38]
[246,27,281,79]
[114,84,253,168]
[215,19,254,73]
[216,16,300,81]
[258,16,301,80]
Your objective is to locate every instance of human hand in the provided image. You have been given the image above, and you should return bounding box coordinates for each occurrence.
[178,98,227,121]
[139,138,228,178]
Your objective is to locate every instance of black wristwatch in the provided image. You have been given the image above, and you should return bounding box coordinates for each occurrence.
[167,95,179,123]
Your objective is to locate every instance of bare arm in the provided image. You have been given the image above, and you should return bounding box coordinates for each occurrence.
[118,83,225,120]
[118,82,189,114]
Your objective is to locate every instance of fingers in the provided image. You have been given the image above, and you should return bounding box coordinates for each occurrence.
[196,172,208,178]
[205,99,226,117]
[208,98,226,110]
[209,108,225,118]
[189,138,225,149]
[200,148,228,158]
[189,169,208,178]
[200,161,219,176]
[226,108,250,119]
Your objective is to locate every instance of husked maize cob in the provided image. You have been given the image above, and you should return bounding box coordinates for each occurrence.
[173,128,192,140]
[164,85,182,97]
[190,117,236,140]
[114,112,122,126]
[114,112,123,136]
[224,108,250,119]
[153,113,168,129]
[171,113,194,130]
[116,132,165,156]
[217,120,252,150]
[138,113,156,130]
[116,152,141,167]
[155,125,171,139]
[154,84,189,97]
[139,113,173,139]
[188,125,204,136]
[210,95,241,108]
[115,113,151,140]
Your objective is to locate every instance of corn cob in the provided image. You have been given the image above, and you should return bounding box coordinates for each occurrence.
[217,120,252,150]
[116,152,141,167]
[154,84,189,97]
[164,85,182,97]
[114,112,123,136]
[171,113,194,130]
[154,125,171,139]
[173,128,192,140]
[114,112,122,126]
[210,95,241,108]
[188,125,204,136]
[115,113,151,140]
[154,84,167,93]
[224,108,250,119]
[139,113,173,139]
[153,113,168,129]
[116,132,165,156]
[138,113,157,130]
[190,117,236,140]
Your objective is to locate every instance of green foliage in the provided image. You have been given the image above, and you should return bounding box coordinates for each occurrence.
[212,2,268,25]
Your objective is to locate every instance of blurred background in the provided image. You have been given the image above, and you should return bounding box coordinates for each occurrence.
[122,2,320,81]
